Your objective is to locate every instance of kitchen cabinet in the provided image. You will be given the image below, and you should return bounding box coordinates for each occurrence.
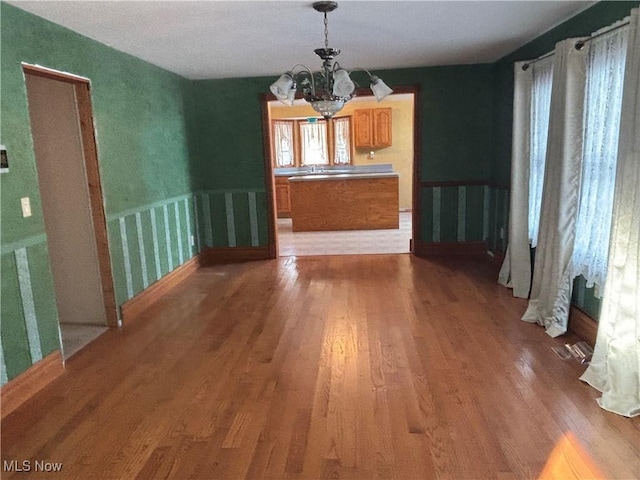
[354,108,392,149]
[288,173,399,231]
[275,176,291,218]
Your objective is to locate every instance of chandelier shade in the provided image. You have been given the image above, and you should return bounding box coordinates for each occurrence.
[270,73,295,103]
[269,1,392,119]
[332,68,356,97]
[370,76,394,102]
[270,73,299,106]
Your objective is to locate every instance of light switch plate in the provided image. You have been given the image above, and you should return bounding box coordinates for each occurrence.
[21,197,32,217]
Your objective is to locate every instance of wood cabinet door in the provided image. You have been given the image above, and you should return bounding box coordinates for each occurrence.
[275,178,291,217]
[373,108,392,147]
[354,109,373,148]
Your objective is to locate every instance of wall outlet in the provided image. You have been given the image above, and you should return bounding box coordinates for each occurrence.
[499,227,505,239]
[21,197,32,217]
[190,235,195,247]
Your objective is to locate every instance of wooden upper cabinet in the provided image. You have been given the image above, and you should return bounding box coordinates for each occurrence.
[354,109,374,148]
[354,108,392,148]
[373,108,392,147]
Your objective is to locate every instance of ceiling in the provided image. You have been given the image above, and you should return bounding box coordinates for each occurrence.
[9,1,595,80]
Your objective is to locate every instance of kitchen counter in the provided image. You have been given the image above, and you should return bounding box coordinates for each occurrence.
[274,163,394,177]
[288,172,399,182]
[288,172,399,232]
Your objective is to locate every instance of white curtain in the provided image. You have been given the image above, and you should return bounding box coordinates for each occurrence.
[499,56,554,298]
[580,8,640,418]
[333,117,351,165]
[571,26,629,290]
[498,61,533,298]
[300,121,328,166]
[529,56,554,247]
[273,120,295,167]
[522,39,588,337]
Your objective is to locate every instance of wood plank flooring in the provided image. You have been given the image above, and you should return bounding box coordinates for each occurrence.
[2,255,639,479]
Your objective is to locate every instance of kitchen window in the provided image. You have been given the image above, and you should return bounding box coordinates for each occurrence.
[271,116,353,168]
[300,120,329,166]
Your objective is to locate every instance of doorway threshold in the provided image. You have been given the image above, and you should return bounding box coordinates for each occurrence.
[60,324,108,360]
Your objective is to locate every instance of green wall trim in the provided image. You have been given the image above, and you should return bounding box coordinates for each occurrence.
[15,247,43,364]
[1,242,60,385]
[193,189,268,250]
[420,183,508,248]
[0,233,47,256]
[0,342,8,385]
[572,275,603,320]
[110,195,197,304]
[108,188,268,304]
[106,193,194,222]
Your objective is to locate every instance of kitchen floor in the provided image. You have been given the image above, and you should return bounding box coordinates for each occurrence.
[278,211,412,256]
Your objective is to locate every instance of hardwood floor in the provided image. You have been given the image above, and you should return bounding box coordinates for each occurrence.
[2,255,639,479]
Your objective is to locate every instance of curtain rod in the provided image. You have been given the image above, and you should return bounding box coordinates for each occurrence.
[522,51,554,71]
[522,18,630,71]
[575,19,630,50]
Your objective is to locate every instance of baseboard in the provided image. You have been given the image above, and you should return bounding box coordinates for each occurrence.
[121,252,205,323]
[568,305,598,346]
[1,350,64,419]
[201,246,273,265]
[414,241,488,257]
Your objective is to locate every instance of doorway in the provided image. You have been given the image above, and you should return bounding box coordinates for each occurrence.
[23,65,117,359]
[261,86,420,257]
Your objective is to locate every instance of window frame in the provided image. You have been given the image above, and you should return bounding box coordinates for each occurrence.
[271,115,353,168]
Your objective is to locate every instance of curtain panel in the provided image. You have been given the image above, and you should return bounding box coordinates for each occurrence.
[498,61,533,298]
[273,120,295,167]
[300,121,329,166]
[580,8,640,418]
[529,57,554,248]
[333,117,351,165]
[522,39,588,337]
[570,25,629,290]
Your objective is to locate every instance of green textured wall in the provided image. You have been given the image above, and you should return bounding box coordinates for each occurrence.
[379,65,495,183]
[0,3,195,383]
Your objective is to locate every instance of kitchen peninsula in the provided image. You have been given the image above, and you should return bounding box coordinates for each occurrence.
[275,165,399,232]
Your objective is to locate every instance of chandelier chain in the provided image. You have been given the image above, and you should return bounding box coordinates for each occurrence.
[324,12,329,48]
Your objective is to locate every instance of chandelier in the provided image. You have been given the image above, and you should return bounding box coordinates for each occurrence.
[269,1,393,119]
